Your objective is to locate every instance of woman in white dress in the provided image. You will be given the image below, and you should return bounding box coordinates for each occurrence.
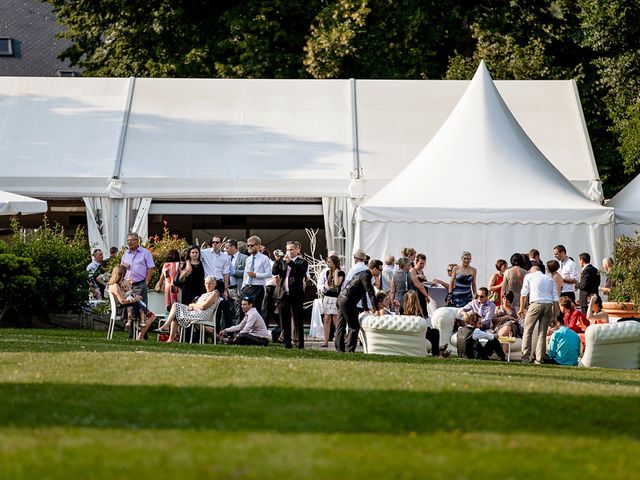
[157,276,220,342]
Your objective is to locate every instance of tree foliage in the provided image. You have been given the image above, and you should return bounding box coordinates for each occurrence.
[304,0,468,79]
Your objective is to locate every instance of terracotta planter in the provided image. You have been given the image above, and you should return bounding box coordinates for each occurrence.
[602,302,640,321]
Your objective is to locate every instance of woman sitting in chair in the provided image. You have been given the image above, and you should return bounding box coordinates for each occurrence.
[157,276,220,342]
[108,264,147,339]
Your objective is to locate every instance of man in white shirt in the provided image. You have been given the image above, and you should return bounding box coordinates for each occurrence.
[220,296,269,346]
[518,266,560,364]
[201,235,232,328]
[381,255,395,291]
[553,244,580,303]
[240,235,273,318]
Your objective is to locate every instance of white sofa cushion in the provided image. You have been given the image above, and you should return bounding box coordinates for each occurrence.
[359,314,428,356]
[361,314,428,334]
[580,321,640,369]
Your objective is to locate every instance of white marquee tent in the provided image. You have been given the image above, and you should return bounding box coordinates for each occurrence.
[608,174,640,238]
[0,190,47,216]
[0,73,604,257]
[355,61,614,284]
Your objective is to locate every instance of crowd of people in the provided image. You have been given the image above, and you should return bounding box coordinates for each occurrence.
[86,234,613,366]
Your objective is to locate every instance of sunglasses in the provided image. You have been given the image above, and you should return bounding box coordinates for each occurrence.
[247,244,256,247]
[477,295,486,299]
[212,240,221,244]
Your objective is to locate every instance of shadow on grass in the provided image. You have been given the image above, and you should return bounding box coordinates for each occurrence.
[0,383,637,439]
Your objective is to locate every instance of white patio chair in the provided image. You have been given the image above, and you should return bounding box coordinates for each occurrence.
[107,290,139,340]
[188,298,223,345]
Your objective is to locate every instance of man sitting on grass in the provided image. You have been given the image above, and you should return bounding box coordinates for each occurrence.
[219,296,270,346]
[469,312,506,361]
[544,315,580,366]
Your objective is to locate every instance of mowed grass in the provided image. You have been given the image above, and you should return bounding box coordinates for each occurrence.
[0,329,639,479]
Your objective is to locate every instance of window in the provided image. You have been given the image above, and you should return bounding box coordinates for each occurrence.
[56,69,80,77]
[0,38,13,56]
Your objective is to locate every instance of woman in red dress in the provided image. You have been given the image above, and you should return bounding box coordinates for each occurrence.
[154,249,181,312]
[488,259,507,307]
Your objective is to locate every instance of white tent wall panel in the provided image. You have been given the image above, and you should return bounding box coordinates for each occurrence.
[355,221,614,291]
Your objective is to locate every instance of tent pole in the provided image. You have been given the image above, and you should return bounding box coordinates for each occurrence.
[350,78,361,179]
[112,76,137,180]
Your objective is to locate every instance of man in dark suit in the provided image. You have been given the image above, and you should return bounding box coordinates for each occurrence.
[578,252,601,313]
[272,240,309,349]
[225,239,248,323]
[335,259,382,353]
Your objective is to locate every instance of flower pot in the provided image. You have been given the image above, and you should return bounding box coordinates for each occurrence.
[602,302,640,322]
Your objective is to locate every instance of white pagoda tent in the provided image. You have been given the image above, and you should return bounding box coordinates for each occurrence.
[608,174,640,238]
[355,61,614,284]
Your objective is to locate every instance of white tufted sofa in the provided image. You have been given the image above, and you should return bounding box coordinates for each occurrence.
[580,321,640,369]
[359,314,429,356]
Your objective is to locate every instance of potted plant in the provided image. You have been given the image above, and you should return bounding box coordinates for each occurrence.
[603,231,640,319]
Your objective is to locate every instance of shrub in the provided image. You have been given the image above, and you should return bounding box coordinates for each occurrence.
[0,242,39,323]
[609,231,640,309]
[8,217,90,316]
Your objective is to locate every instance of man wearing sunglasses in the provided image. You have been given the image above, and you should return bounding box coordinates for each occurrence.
[240,235,272,318]
[460,287,496,330]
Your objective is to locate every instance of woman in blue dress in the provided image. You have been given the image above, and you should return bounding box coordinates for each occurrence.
[448,251,477,308]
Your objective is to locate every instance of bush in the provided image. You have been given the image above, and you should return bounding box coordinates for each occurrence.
[609,231,640,309]
[0,242,40,323]
[8,217,90,317]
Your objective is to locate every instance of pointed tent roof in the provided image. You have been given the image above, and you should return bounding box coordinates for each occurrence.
[358,61,612,224]
[608,173,640,224]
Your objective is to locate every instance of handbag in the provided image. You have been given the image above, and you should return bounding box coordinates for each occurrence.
[445,292,454,307]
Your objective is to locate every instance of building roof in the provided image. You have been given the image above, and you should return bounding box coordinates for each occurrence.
[0,0,76,77]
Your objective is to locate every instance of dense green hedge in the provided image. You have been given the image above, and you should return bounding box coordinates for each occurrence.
[3,218,90,321]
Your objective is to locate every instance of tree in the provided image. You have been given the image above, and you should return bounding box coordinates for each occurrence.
[45,0,323,78]
[578,0,640,179]
[304,0,468,79]
[0,243,39,323]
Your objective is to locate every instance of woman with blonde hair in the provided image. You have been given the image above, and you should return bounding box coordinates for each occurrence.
[449,251,477,308]
[108,264,146,339]
[157,276,221,342]
[403,290,443,357]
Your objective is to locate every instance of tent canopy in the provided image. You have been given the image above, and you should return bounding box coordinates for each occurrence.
[608,173,640,237]
[0,75,601,201]
[0,190,47,216]
[358,61,611,225]
[355,61,613,284]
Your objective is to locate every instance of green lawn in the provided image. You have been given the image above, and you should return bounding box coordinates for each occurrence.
[0,329,639,479]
